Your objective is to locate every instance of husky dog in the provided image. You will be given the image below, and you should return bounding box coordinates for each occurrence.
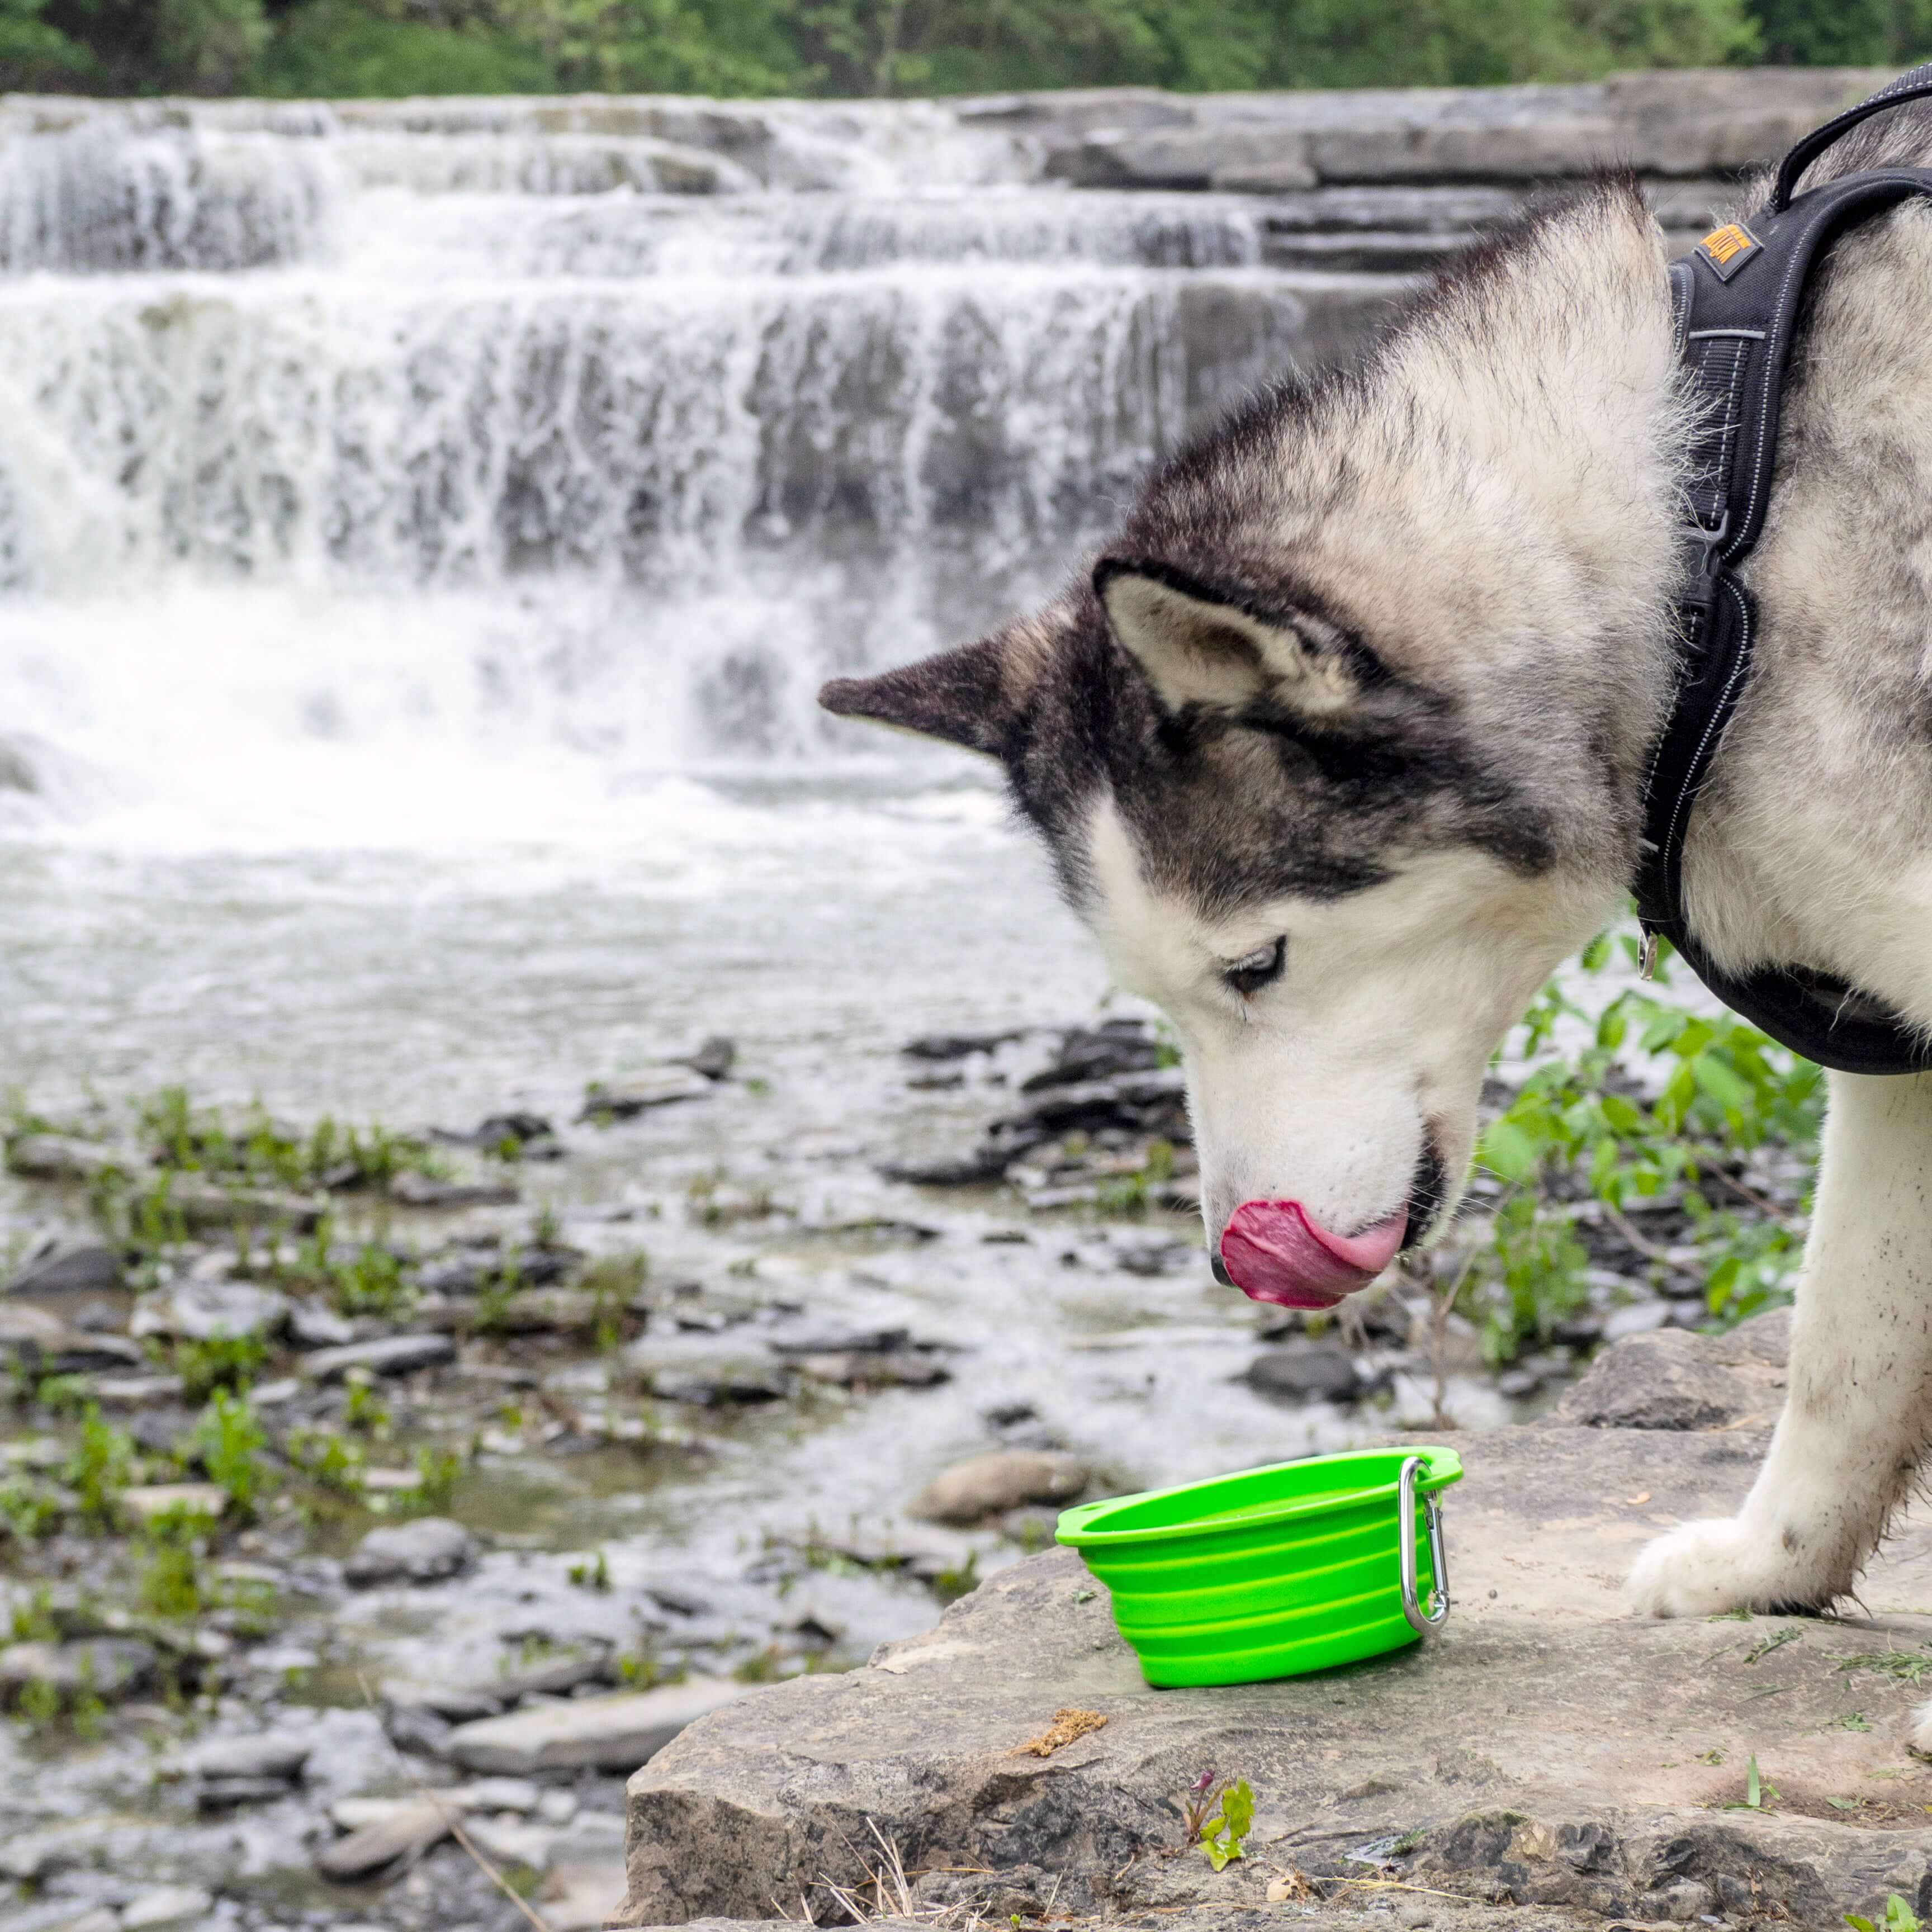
[822,95,1932,1737]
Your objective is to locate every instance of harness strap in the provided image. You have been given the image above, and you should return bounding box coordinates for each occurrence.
[1633,69,1932,1074]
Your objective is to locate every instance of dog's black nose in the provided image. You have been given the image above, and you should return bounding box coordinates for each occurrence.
[1210,1251,1232,1287]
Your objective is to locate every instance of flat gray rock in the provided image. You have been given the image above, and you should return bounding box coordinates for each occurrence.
[1553,1308,1790,1431]
[4,1243,124,1296]
[300,1332,455,1381]
[0,1636,156,1701]
[615,1328,1932,1930]
[130,1278,289,1342]
[446,1679,747,1774]
[343,1515,475,1586]
[167,1729,311,1781]
[909,1449,1088,1524]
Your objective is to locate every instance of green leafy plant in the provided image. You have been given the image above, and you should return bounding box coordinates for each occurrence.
[188,1389,269,1517]
[138,1504,220,1621]
[287,1425,364,1493]
[1847,1895,1923,1932]
[567,1549,611,1592]
[173,1332,267,1403]
[1453,928,1823,1361]
[394,1445,461,1514]
[1725,1753,1777,1811]
[63,1404,131,1522]
[343,1376,390,1435]
[1175,1773,1256,1868]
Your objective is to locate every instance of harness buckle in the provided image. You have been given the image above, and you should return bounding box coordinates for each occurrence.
[1678,510,1729,615]
[1639,928,1659,981]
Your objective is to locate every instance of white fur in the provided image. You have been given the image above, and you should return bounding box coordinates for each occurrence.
[1085,795,1606,1240]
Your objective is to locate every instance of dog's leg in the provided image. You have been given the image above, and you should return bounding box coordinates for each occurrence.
[1628,1071,1932,1736]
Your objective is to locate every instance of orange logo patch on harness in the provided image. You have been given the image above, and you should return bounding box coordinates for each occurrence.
[1697,222,1760,281]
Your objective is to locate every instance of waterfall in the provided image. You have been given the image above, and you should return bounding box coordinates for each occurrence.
[0,92,1416,836]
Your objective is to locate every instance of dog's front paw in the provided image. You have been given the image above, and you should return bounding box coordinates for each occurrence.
[1626,1517,1795,1618]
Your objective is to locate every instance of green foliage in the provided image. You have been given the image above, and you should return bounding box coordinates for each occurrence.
[188,1389,269,1516]
[1200,1776,1254,1871]
[343,1376,390,1435]
[390,1444,463,1514]
[173,1332,268,1403]
[1461,931,1822,1362]
[1175,1773,1255,1869]
[0,1472,64,1541]
[1847,1896,1923,1932]
[63,1404,131,1522]
[3,0,1860,102]
[138,1504,218,1620]
[568,1547,612,1590]
[8,1584,58,1642]
[288,1423,366,1491]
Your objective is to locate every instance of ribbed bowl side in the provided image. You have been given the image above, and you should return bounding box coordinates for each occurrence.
[1085,1492,1438,1688]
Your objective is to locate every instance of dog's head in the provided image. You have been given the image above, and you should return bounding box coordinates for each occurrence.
[821,186,1681,1308]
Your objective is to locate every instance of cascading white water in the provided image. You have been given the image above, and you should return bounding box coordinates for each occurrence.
[0,94,1384,845]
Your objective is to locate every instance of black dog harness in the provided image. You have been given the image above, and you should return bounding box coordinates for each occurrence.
[1633,63,1932,1073]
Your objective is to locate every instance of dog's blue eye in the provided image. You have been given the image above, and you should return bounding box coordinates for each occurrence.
[1223,935,1285,996]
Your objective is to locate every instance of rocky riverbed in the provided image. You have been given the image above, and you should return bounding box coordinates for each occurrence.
[618,1314,1932,1932]
[0,991,1811,1932]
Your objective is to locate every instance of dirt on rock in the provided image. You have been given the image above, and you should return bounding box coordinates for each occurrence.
[615,1313,1932,1932]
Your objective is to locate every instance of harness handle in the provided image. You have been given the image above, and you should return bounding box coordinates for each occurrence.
[1772,60,1932,211]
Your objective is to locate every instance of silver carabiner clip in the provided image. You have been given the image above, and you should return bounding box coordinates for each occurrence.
[1398,1454,1451,1636]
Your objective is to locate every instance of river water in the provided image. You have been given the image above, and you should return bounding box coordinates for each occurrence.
[0,96,1519,1931]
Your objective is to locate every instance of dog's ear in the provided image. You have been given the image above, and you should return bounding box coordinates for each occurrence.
[1096,558,1368,718]
[818,636,1020,757]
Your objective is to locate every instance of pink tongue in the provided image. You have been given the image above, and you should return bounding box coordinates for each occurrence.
[1219,1200,1407,1310]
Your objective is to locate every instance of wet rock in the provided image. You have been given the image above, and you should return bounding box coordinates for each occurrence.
[902,1029,1025,1060]
[301,1332,456,1380]
[648,1362,790,1405]
[1050,124,1317,192]
[0,1303,145,1375]
[1021,1019,1163,1091]
[344,1516,476,1587]
[89,1372,187,1408]
[673,1035,737,1081]
[490,1642,616,1701]
[0,1636,156,1701]
[384,1677,506,1721]
[769,1323,911,1355]
[315,1798,450,1877]
[119,1481,229,1523]
[6,1134,145,1182]
[879,1149,1009,1186]
[437,1110,556,1154]
[446,1678,747,1774]
[1552,1309,1789,1431]
[4,1243,124,1295]
[580,1067,714,1120]
[910,1450,1088,1524]
[197,1776,294,1809]
[168,1178,325,1232]
[287,1299,355,1347]
[129,1278,288,1342]
[168,1729,311,1781]
[120,1888,214,1930]
[1243,1340,1382,1405]
[797,1350,950,1389]
[389,1170,519,1208]
[448,1287,612,1334]
[610,1417,1932,1929]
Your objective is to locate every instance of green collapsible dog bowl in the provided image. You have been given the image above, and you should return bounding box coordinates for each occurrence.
[1055,1446,1461,1688]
